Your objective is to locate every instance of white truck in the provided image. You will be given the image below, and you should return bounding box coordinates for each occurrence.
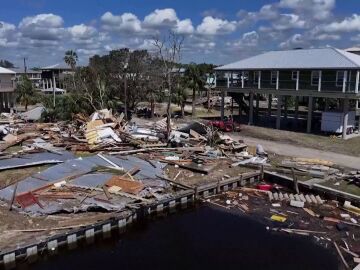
[321,111,356,133]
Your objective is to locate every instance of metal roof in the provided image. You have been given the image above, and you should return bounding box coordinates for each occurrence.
[0,66,16,74]
[10,67,41,74]
[40,63,71,70]
[215,47,360,71]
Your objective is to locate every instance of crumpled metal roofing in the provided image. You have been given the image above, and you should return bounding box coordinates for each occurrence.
[0,153,166,214]
[215,47,360,70]
[0,151,75,171]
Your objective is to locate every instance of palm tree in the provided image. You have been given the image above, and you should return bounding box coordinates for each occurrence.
[64,50,78,70]
[64,50,78,90]
[185,64,204,117]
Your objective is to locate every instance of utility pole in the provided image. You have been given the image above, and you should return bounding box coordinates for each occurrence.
[123,61,129,120]
[23,58,27,75]
[53,70,56,108]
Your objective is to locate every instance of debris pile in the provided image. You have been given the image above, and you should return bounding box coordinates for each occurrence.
[204,185,360,269]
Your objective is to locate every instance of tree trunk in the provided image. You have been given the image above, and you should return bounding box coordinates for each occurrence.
[207,88,211,112]
[181,103,185,118]
[124,77,128,120]
[166,73,171,138]
[192,88,196,117]
[150,98,155,118]
[25,101,28,111]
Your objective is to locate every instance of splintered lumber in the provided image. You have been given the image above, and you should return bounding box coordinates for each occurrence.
[161,159,210,174]
[340,246,359,258]
[109,146,204,155]
[106,176,144,194]
[0,133,37,152]
[280,228,327,234]
[291,167,299,194]
[156,174,192,190]
[9,182,18,211]
[97,153,123,169]
[333,241,349,269]
[292,157,334,167]
[102,186,112,200]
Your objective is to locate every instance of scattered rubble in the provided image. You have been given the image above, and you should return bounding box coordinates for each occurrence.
[0,108,359,269]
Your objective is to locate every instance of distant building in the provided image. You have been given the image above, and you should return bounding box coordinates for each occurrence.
[0,67,16,112]
[215,47,360,139]
[10,67,42,88]
[39,63,72,91]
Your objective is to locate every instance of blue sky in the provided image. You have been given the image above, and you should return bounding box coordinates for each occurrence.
[0,0,360,67]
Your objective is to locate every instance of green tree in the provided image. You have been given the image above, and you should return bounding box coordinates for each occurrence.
[64,50,78,70]
[0,59,14,68]
[172,77,188,118]
[16,75,35,111]
[185,63,205,117]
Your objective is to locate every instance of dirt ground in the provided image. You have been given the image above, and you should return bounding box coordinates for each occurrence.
[0,204,129,252]
[239,125,360,157]
[165,160,253,187]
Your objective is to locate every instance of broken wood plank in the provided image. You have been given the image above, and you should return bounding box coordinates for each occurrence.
[334,241,349,269]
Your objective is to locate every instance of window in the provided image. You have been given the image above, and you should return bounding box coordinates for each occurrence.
[311,71,319,86]
[292,71,298,81]
[271,71,277,85]
[336,71,345,87]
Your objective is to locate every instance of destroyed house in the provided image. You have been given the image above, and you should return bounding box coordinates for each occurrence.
[0,67,16,113]
[215,47,360,138]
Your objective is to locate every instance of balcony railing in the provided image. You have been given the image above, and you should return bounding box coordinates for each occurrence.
[0,82,15,91]
[216,78,358,93]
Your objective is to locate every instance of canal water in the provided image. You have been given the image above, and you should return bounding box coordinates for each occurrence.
[23,206,338,270]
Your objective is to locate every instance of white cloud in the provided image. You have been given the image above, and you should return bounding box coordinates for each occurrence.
[279,0,335,20]
[175,19,194,34]
[197,16,237,35]
[19,13,66,41]
[272,14,307,30]
[137,39,157,51]
[228,31,259,49]
[0,21,18,47]
[321,14,360,33]
[351,34,360,42]
[259,4,279,20]
[101,12,142,33]
[279,33,306,49]
[143,8,178,28]
[69,24,97,40]
[315,33,340,40]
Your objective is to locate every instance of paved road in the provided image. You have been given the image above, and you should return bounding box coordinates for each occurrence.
[230,134,360,170]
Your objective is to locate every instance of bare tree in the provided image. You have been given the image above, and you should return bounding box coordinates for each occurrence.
[152,31,184,137]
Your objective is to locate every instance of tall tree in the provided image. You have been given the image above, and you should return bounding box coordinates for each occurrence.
[185,63,205,117]
[153,31,184,137]
[0,59,15,68]
[64,50,78,70]
[16,75,35,111]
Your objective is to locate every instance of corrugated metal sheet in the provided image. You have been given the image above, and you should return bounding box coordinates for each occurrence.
[0,154,165,201]
[215,47,360,70]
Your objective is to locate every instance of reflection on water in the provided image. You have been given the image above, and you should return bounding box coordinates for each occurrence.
[24,206,338,270]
